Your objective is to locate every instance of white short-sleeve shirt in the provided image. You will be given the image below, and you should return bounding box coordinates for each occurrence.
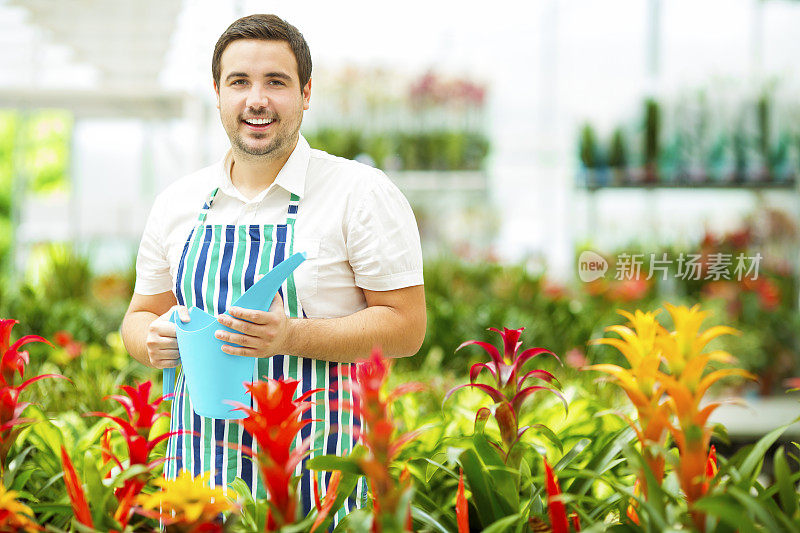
[134,135,424,319]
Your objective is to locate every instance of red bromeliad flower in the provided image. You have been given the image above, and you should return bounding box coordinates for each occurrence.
[349,347,423,533]
[445,327,565,461]
[543,458,570,533]
[0,319,63,473]
[86,381,179,529]
[543,458,581,532]
[61,446,93,529]
[233,377,322,530]
[456,470,469,533]
[701,445,718,495]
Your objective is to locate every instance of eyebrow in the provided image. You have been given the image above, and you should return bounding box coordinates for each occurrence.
[225,71,293,82]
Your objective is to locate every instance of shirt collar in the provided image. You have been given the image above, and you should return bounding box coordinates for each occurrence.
[215,134,310,201]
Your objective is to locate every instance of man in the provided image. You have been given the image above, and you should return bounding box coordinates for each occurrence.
[121,13,425,524]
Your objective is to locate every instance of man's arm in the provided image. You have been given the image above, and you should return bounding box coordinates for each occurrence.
[215,285,426,363]
[121,291,190,369]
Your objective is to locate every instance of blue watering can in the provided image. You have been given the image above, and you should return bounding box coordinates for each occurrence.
[163,252,306,419]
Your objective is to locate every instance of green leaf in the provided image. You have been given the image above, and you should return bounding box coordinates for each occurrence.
[728,486,786,533]
[306,447,366,475]
[424,455,458,482]
[411,507,450,533]
[737,424,788,489]
[773,446,799,517]
[553,437,590,472]
[333,507,372,532]
[459,447,507,527]
[472,432,519,510]
[482,514,522,533]
[531,423,563,453]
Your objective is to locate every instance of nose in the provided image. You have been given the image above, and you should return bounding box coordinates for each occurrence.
[245,85,269,110]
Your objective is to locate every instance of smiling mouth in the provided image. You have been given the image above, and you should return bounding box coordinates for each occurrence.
[242,117,276,130]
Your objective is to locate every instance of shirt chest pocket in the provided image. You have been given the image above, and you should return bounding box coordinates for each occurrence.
[292,238,320,304]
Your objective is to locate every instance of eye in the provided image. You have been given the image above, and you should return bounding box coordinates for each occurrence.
[231,79,247,85]
[269,80,286,86]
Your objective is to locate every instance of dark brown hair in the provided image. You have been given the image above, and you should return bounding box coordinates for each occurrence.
[212,14,311,91]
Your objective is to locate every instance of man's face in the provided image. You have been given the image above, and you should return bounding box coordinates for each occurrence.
[215,39,311,160]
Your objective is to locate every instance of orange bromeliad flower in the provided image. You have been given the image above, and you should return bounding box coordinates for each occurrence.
[311,469,342,532]
[136,471,236,533]
[233,377,322,530]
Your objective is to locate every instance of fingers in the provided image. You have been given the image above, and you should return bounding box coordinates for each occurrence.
[214,328,258,348]
[150,349,180,369]
[268,292,283,313]
[167,305,191,323]
[220,343,259,357]
[227,306,271,325]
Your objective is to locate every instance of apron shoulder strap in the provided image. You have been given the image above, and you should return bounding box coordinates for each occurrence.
[197,187,220,224]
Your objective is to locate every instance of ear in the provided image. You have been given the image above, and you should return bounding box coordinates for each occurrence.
[213,80,220,110]
[302,78,312,111]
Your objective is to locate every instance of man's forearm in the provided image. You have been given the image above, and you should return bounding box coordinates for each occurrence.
[281,305,425,363]
[121,311,160,368]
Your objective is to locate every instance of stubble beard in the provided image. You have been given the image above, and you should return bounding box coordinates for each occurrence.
[228,112,302,161]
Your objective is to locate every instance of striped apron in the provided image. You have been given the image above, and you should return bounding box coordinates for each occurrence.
[164,187,367,526]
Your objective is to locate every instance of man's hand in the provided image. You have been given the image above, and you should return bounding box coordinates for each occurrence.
[145,305,190,369]
[216,293,290,357]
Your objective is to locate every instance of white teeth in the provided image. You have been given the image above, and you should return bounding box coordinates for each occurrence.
[245,118,273,125]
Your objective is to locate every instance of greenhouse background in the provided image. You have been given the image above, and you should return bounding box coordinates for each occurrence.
[0,0,799,531]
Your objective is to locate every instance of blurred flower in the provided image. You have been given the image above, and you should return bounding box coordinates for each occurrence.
[311,470,342,533]
[701,445,718,495]
[754,278,781,311]
[583,278,608,297]
[783,377,800,390]
[542,280,568,301]
[701,281,741,316]
[234,377,321,530]
[565,348,588,368]
[0,483,42,532]
[349,347,423,532]
[606,278,650,302]
[53,330,83,360]
[136,471,235,533]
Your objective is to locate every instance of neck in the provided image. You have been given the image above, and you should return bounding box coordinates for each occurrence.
[230,138,298,200]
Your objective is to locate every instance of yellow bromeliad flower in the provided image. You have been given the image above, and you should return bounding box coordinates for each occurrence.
[0,483,42,532]
[590,304,755,532]
[587,309,672,492]
[656,304,754,531]
[137,471,236,530]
